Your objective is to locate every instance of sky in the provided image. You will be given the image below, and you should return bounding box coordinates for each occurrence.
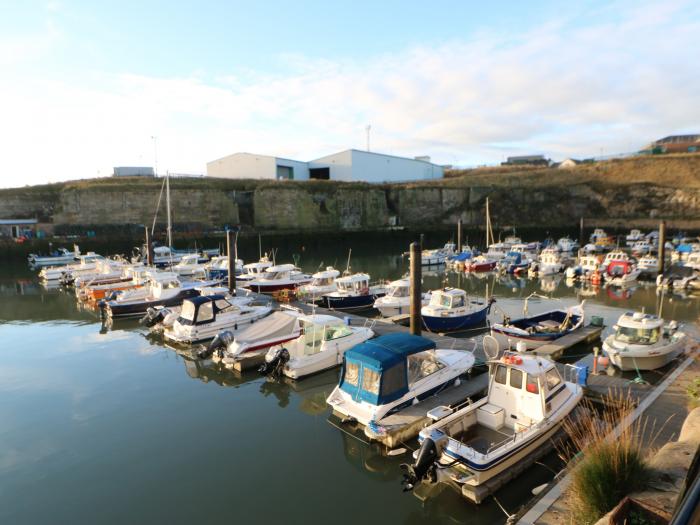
[0,0,699,187]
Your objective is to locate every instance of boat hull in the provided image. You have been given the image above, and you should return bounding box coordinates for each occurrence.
[422,304,489,332]
[323,293,383,311]
[105,289,200,318]
[602,336,686,371]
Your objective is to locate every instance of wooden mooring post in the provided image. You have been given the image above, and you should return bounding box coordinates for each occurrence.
[410,242,422,336]
[457,219,462,253]
[144,226,154,266]
[579,217,584,245]
[658,220,666,275]
[227,229,236,294]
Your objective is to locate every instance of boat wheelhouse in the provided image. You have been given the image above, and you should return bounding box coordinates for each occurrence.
[537,248,564,275]
[401,352,583,503]
[327,333,475,430]
[261,314,374,380]
[237,257,273,282]
[625,229,644,246]
[421,243,456,266]
[602,250,629,267]
[557,237,579,252]
[490,298,585,350]
[603,311,686,371]
[604,260,641,287]
[204,255,244,280]
[565,254,601,280]
[297,267,341,300]
[421,288,491,332]
[163,294,271,345]
[637,254,658,272]
[373,278,431,317]
[322,272,386,311]
[497,252,530,274]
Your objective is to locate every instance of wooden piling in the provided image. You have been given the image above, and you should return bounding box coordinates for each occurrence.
[658,220,666,274]
[457,219,462,253]
[579,217,584,245]
[227,229,236,294]
[409,242,421,336]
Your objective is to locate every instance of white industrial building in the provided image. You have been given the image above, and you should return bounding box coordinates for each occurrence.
[206,149,444,183]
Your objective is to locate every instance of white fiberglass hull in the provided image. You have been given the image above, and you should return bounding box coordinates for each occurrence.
[164,306,272,345]
[602,335,686,371]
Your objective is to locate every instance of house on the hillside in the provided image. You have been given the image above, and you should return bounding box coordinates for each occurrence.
[0,218,37,238]
[501,155,551,166]
[640,134,700,154]
[113,167,155,177]
[206,149,444,183]
[558,158,582,169]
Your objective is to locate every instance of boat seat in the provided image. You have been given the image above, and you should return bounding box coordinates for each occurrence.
[476,403,505,430]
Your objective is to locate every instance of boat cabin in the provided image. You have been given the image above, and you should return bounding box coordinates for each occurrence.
[241,258,273,276]
[603,250,629,264]
[310,267,340,286]
[338,334,443,406]
[176,254,200,266]
[386,279,410,298]
[427,288,468,311]
[612,312,663,345]
[335,273,371,295]
[177,294,241,325]
[257,263,297,281]
[288,315,356,356]
[606,260,633,277]
[579,255,601,270]
[539,248,561,264]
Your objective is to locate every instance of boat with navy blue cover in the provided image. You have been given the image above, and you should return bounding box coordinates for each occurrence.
[490,296,585,350]
[421,288,492,332]
[326,333,475,434]
[496,251,530,274]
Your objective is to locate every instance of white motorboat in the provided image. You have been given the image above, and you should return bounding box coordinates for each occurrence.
[327,333,475,431]
[203,310,304,363]
[537,248,564,275]
[171,254,208,279]
[72,259,141,288]
[28,245,79,267]
[625,229,645,246]
[601,249,629,269]
[631,239,652,256]
[237,256,273,282]
[401,352,583,503]
[421,242,456,266]
[557,237,579,252]
[421,288,491,332]
[260,314,374,380]
[39,252,105,281]
[590,228,613,249]
[604,260,642,287]
[684,252,700,271]
[243,263,312,294]
[603,312,686,371]
[162,294,272,345]
[373,278,431,317]
[485,242,508,261]
[637,254,658,273]
[297,267,340,301]
[565,254,601,280]
[322,272,387,311]
[203,255,244,280]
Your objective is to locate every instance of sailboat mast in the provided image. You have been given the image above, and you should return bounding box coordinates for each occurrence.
[485,197,492,247]
[166,171,172,249]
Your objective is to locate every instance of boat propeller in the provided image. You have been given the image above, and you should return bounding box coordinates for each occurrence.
[400,437,438,491]
[258,347,290,378]
[198,330,234,360]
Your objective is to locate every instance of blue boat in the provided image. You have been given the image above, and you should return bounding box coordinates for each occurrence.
[322,272,386,311]
[497,251,530,274]
[421,288,492,332]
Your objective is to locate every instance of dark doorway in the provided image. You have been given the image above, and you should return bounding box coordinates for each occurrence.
[310,167,330,180]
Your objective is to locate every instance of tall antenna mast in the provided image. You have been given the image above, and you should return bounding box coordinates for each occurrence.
[166,170,172,249]
[365,125,371,152]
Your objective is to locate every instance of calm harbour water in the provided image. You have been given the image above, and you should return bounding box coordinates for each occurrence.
[1,243,699,525]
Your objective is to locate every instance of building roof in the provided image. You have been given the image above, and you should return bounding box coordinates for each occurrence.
[653,134,700,145]
[0,218,37,225]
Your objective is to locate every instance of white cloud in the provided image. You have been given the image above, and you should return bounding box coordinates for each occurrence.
[0,0,699,187]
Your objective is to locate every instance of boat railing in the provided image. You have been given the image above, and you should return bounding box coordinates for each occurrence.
[362,318,377,331]
[484,420,544,458]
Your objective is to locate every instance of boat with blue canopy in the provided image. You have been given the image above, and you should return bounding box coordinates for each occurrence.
[326,333,475,433]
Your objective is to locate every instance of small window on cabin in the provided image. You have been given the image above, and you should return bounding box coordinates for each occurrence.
[344,361,359,386]
[362,368,380,395]
[494,365,507,385]
[197,302,214,322]
[525,374,540,394]
[509,368,523,389]
[215,299,231,311]
[545,369,562,390]
[453,296,464,308]
[381,363,406,396]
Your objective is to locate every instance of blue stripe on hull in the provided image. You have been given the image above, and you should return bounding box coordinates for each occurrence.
[422,305,489,332]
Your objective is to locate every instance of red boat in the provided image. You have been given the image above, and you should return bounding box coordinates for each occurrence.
[465,256,497,272]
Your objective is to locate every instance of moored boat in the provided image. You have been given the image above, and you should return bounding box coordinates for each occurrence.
[602,311,686,371]
[421,288,492,332]
[465,255,497,273]
[401,351,583,503]
[322,272,386,311]
[243,263,312,294]
[373,278,431,317]
[297,266,340,302]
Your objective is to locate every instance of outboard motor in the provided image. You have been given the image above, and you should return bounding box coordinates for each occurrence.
[258,347,290,377]
[198,330,235,359]
[139,307,166,327]
[400,437,439,491]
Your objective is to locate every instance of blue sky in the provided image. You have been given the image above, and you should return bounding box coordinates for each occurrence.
[1,0,698,186]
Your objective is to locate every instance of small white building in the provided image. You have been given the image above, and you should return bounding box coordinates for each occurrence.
[206,149,444,183]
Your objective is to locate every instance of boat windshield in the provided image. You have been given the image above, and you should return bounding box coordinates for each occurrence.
[388,285,409,298]
[615,326,660,344]
[407,351,445,386]
[311,277,333,286]
[180,301,196,322]
[324,325,353,340]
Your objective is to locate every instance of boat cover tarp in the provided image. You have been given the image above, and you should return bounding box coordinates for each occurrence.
[676,244,693,253]
[235,311,297,344]
[451,253,472,262]
[340,333,436,405]
[662,263,694,279]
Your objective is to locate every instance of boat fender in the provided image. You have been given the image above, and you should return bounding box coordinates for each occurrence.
[400,438,438,491]
[197,330,235,359]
